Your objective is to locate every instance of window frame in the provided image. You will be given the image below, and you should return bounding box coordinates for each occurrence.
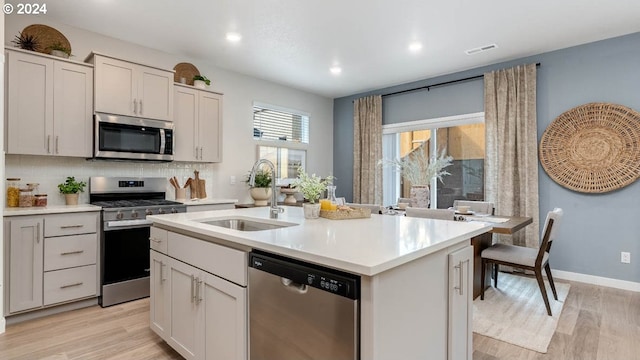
[252,101,310,144]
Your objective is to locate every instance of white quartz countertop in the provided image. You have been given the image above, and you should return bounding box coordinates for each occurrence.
[4,204,102,216]
[178,198,238,206]
[148,207,492,276]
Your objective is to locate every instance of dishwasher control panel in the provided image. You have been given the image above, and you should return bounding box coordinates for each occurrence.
[250,251,360,300]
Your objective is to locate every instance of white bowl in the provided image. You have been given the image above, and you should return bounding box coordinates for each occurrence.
[456,205,471,213]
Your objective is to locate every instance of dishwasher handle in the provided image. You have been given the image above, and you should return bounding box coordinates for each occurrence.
[280,277,308,294]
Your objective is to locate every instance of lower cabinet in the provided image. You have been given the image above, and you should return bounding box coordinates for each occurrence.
[448,245,473,360]
[150,230,247,360]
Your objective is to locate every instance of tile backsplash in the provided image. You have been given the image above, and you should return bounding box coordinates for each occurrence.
[5,155,214,206]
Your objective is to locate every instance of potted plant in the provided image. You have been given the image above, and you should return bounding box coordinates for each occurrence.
[12,32,39,51]
[246,169,272,206]
[49,42,72,58]
[193,75,211,89]
[57,176,87,205]
[379,146,453,208]
[292,167,334,219]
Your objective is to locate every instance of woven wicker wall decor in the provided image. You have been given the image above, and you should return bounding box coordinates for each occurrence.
[539,102,640,193]
[21,24,71,55]
[173,63,200,85]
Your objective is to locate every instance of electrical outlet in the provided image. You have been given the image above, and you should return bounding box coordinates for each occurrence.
[621,252,631,264]
[230,176,236,185]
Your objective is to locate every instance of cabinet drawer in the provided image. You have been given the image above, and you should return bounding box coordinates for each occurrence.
[150,227,168,253]
[45,212,98,237]
[44,264,97,305]
[44,233,97,271]
[168,232,247,286]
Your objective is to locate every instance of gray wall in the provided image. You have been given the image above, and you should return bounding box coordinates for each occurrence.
[333,32,640,283]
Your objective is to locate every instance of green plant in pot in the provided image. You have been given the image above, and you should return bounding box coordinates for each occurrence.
[58,176,87,205]
[292,166,334,219]
[12,32,39,51]
[246,169,272,206]
[49,42,72,58]
[193,75,211,88]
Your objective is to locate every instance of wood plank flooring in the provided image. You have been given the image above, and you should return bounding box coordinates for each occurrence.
[0,279,638,359]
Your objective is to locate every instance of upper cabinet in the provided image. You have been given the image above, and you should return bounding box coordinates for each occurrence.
[6,49,93,157]
[174,84,223,163]
[89,53,174,121]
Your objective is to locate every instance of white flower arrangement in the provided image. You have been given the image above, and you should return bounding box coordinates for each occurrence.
[379,147,453,185]
[291,167,335,203]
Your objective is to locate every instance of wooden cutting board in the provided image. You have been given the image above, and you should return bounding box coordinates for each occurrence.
[190,170,206,199]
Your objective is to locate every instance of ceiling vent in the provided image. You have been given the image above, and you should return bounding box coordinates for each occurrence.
[465,43,498,55]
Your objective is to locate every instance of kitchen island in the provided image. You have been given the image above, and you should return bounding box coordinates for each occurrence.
[148,206,491,360]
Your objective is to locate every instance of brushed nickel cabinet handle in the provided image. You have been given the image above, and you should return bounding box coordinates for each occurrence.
[56,136,59,154]
[36,223,41,243]
[60,282,83,289]
[199,147,203,160]
[139,100,143,115]
[61,250,84,256]
[133,99,138,114]
[47,135,51,153]
[161,262,167,282]
[196,277,203,304]
[191,274,196,303]
[60,224,84,229]
[150,238,162,244]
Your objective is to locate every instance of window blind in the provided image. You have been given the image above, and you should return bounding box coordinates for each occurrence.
[253,104,309,143]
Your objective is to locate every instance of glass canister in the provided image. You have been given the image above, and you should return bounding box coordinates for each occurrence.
[19,188,33,207]
[6,178,21,207]
[26,183,39,205]
[34,194,48,207]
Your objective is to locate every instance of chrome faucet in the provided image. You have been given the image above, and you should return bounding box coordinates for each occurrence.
[249,159,284,219]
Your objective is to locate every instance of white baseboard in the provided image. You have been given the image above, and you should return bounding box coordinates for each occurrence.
[552,269,640,292]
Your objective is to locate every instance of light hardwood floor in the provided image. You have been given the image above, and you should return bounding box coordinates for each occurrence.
[1,280,639,359]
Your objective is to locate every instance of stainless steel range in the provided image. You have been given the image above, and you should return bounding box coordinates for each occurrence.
[90,177,186,307]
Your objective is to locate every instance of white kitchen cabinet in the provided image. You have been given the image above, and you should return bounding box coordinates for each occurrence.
[150,228,247,360]
[90,53,174,121]
[448,245,473,360]
[4,212,99,316]
[174,84,223,162]
[6,48,93,157]
[7,217,44,313]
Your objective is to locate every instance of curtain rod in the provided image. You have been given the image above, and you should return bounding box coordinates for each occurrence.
[380,62,541,98]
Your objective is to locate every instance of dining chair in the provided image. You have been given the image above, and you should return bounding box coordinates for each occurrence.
[405,207,455,220]
[452,200,495,215]
[480,208,563,316]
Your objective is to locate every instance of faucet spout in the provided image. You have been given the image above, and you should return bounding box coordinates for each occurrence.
[249,159,284,219]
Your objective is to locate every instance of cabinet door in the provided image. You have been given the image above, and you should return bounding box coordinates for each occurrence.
[174,86,198,161]
[94,56,136,116]
[201,271,247,360]
[150,250,170,339]
[448,245,473,360]
[138,66,174,121]
[53,61,93,157]
[6,51,53,155]
[8,217,44,313]
[167,258,201,360]
[198,91,222,163]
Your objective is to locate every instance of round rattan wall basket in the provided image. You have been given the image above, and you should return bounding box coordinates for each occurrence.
[539,102,640,193]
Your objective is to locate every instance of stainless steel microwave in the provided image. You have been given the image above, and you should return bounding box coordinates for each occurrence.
[94,112,174,161]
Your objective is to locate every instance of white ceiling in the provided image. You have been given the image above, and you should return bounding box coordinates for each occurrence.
[46,0,640,98]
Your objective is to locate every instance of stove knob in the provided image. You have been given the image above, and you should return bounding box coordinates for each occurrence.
[158,208,166,215]
[131,210,139,219]
[145,209,153,216]
[170,207,178,214]
[116,211,123,220]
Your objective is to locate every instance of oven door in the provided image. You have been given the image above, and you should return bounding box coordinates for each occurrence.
[101,224,151,306]
[94,112,174,161]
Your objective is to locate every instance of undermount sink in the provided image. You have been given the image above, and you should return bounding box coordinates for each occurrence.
[198,217,296,231]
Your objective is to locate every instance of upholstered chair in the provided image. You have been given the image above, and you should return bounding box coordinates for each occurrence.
[405,207,455,220]
[452,200,495,215]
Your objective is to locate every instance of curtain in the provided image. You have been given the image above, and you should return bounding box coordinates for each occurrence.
[353,95,383,204]
[484,64,540,248]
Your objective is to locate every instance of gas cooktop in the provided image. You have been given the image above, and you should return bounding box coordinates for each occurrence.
[92,199,184,209]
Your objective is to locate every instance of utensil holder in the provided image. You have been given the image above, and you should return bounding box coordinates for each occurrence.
[175,188,187,201]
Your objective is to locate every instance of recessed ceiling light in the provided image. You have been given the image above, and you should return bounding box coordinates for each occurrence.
[226,32,242,43]
[330,66,342,75]
[408,41,422,52]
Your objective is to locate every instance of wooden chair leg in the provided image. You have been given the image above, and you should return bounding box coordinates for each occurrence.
[545,263,558,300]
[480,259,486,300]
[535,269,552,316]
[493,263,499,288]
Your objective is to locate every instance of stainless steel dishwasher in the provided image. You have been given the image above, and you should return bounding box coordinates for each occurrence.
[249,251,360,360]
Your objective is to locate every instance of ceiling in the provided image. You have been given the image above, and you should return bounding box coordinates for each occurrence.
[46,0,640,98]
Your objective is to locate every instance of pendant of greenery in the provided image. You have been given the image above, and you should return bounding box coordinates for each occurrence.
[58,176,87,194]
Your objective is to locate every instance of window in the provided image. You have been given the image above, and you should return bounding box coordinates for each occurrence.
[253,102,309,143]
[253,102,309,184]
[382,113,485,208]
